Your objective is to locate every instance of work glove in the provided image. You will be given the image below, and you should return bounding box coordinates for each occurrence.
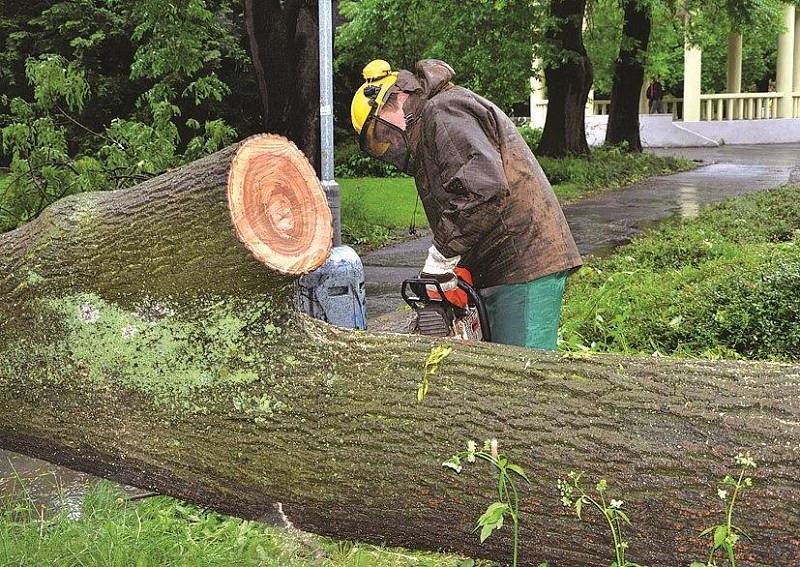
[420,245,469,309]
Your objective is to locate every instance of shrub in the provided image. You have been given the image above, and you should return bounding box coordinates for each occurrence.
[334,140,406,178]
[561,186,800,361]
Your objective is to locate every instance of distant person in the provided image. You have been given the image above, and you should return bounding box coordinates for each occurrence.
[647,77,664,114]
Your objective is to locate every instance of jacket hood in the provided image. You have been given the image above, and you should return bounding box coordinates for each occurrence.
[395,59,455,134]
[394,59,455,99]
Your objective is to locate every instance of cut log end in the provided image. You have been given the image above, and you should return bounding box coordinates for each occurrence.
[227,134,332,275]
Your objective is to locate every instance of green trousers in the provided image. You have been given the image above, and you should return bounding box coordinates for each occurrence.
[479,271,569,351]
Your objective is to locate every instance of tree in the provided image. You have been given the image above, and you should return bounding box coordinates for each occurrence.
[604,0,651,151]
[335,0,540,113]
[244,0,321,173]
[1,138,799,566]
[537,0,593,157]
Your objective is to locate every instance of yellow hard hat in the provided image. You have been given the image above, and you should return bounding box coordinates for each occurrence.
[351,59,399,134]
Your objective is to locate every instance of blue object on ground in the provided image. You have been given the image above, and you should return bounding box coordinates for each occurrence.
[299,245,367,330]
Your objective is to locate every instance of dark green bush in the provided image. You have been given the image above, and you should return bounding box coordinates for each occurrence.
[334,141,406,178]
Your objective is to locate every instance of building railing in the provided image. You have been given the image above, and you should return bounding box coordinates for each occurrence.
[793,93,800,117]
[530,91,799,127]
[699,92,782,120]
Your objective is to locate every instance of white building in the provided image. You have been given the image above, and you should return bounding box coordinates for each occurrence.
[530,4,800,147]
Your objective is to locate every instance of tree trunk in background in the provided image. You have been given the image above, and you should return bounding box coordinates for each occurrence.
[605,0,652,152]
[244,0,320,174]
[537,0,593,158]
[1,141,799,566]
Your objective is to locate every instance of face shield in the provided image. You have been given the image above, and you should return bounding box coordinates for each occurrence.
[358,92,413,173]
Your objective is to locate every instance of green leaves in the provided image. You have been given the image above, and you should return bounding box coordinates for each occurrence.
[24,55,90,113]
[476,502,510,543]
[417,344,452,402]
[558,473,641,567]
[443,439,531,566]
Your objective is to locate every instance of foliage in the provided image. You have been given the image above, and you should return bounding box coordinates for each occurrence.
[334,140,407,178]
[558,473,644,567]
[0,0,254,232]
[418,344,452,402]
[584,0,788,96]
[0,481,482,566]
[0,53,235,232]
[443,439,531,567]
[336,0,542,111]
[517,125,543,150]
[561,185,800,360]
[690,454,757,567]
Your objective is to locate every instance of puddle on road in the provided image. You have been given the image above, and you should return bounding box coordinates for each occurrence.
[0,449,94,516]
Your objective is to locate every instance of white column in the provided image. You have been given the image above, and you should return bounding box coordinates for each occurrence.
[776,3,795,118]
[793,10,800,92]
[639,81,649,114]
[529,61,547,128]
[683,20,703,122]
[726,32,743,93]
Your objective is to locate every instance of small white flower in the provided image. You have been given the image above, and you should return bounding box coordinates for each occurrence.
[79,304,99,323]
[718,489,729,500]
[610,499,624,509]
[121,325,138,339]
[466,440,477,463]
[490,439,499,459]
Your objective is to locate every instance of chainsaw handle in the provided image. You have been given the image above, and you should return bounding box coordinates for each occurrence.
[457,280,492,342]
[401,278,448,310]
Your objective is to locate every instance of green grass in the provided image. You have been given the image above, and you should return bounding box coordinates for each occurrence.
[560,185,800,360]
[339,177,424,247]
[0,482,486,567]
[339,149,694,248]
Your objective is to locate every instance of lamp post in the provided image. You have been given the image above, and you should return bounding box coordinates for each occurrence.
[298,0,367,331]
[319,0,341,246]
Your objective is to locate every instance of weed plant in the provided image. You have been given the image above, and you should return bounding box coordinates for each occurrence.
[443,440,531,567]
[558,474,645,567]
[691,454,757,567]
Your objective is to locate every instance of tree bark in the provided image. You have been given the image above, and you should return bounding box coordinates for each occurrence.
[1,142,799,566]
[244,0,320,175]
[537,0,593,158]
[605,0,652,152]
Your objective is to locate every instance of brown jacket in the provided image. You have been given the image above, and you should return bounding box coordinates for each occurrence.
[399,60,582,289]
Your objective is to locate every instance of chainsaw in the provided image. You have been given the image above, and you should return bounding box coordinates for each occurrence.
[401,267,492,341]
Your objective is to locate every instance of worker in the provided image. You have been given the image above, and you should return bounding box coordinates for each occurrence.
[350,59,582,350]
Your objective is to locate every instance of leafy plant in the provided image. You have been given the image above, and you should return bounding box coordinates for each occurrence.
[443,439,531,567]
[561,185,800,361]
[418,344,452,401]
[558,472,645,567]
[690,453,757,567]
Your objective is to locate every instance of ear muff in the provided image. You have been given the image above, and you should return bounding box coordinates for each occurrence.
[351,60,399,134]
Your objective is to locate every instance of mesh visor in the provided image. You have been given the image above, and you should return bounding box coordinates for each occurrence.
[359,113,410,172]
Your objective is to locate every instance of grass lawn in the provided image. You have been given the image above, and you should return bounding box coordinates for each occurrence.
[0,482,488,567]
[339,149,694,248]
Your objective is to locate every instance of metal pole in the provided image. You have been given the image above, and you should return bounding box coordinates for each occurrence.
[319,0,341,246]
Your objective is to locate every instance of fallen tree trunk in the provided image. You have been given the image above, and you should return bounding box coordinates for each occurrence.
[1,137,799,567]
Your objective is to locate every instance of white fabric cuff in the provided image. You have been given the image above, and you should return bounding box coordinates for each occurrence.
[422,245,461,275]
